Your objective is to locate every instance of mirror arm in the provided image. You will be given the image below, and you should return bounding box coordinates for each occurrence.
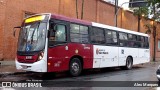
[13,26,21,37]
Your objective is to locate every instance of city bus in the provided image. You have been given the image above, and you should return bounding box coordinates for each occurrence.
[14,13,150,76]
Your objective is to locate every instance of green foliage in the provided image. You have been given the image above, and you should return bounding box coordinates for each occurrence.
[147,0,160,6]
[133,7,149,18]
[144,24,152,34]
[132,0,160,34]
[143,0,160,61]
[132,0,160,20]
[146,0,160,21]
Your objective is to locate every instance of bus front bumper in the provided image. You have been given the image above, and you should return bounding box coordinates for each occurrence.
[15,60,47,72]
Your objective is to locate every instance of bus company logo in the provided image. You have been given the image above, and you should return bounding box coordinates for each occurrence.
[1,82,42,88]
[96,48,108,55]
[2,82,11,87]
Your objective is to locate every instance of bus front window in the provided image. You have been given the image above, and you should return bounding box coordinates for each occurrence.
[17,22,47,52]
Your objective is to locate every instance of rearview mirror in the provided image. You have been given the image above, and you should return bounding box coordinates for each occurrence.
[13,26,21,37]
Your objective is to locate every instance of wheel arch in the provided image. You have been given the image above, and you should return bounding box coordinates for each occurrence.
[70,55,83,69]
[127,55,133,64]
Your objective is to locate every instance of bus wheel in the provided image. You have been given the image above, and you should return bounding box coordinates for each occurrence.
[121,57,133,70]
[69,58,82,76]
[125,57,133,70]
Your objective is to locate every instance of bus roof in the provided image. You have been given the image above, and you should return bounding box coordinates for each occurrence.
[27,13,149,37]
[51,14,92,26]
[51,14,149,37]
[92,22,149,37]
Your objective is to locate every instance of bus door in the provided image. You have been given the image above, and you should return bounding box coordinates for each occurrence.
[47,20,69,72]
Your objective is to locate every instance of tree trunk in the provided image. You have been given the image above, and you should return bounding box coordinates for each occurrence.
[76,0,78,19]
[137,15,141,32]
[81,0,84,19]
[115,0,118,27]
[153,26,156,62]
[153,4,156,62]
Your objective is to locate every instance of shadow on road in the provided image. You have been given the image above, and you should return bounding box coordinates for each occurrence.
[0,65,145,81]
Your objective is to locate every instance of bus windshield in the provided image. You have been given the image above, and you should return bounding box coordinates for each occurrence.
[17,22,47,52]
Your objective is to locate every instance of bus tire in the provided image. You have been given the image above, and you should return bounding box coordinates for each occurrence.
[69,58,82,76]
[121,57,133,70]
[125,57,133,70]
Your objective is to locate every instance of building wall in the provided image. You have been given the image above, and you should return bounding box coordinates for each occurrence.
[0,0,159,61]
[0,0,6,60]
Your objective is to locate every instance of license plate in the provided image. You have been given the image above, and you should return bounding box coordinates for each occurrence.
[21,65,28,69]
[26,56,32,59]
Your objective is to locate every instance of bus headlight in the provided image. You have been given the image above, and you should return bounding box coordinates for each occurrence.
[38,51,44,61]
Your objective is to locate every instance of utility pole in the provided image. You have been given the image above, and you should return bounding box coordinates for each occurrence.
[114,1,146,27]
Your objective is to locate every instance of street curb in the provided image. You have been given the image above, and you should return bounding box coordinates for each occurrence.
[0,72,27,77]
[0,61,15,66]
[148,61,160,64]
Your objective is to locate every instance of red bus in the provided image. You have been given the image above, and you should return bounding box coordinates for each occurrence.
[14,13,150,76]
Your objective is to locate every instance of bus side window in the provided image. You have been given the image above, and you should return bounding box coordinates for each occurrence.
[137,36,145,48]
[54,24,66,41]
[49,24,66,42]
[105,30,118,45]
[127,34,137,47]
[145,37,149,48]
[91,27,105,44]
[119,32,128,47]
[70,24,89,43]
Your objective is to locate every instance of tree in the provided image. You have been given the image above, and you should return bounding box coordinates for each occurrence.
[146,0,160,62]
[147,0,160,21]
[133,0,160,62]
[76,0,78,19]
[133,7,149,32]
[75,0,85,19]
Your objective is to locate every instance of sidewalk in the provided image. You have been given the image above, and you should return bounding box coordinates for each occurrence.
[0,65,24,72]
[0,61,25,76]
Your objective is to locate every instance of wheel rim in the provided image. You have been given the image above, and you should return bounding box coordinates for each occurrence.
[71,62,79,74]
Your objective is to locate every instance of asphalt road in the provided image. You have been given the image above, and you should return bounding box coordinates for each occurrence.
[0,62,160,90]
